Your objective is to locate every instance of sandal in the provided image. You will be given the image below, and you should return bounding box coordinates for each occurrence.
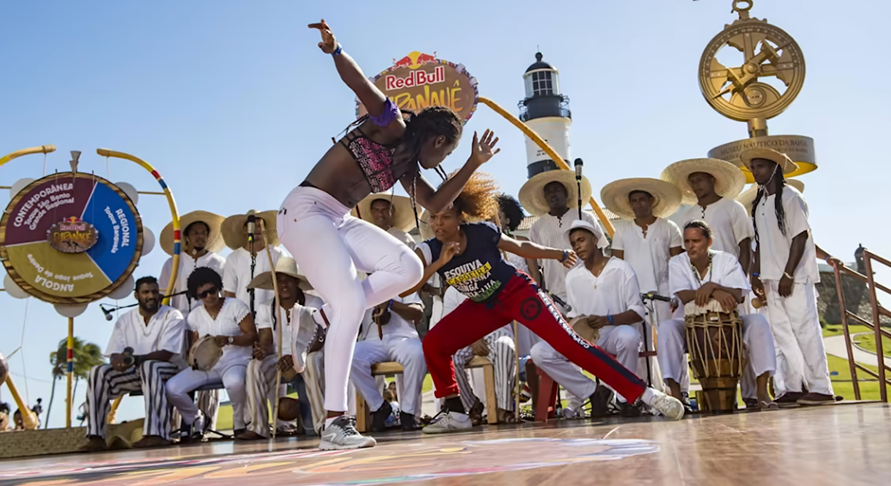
[759,401,779,411]
[496,408,519,424]
[468,398,484,427]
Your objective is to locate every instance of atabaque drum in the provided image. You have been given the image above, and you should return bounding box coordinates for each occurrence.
[684,301,745,412]
[189,335,223,371]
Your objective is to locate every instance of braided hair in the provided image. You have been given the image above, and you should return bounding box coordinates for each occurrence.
[751,163,787,243]
[496,193,525,234]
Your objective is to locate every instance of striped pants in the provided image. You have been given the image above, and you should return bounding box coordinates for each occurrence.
[302,350,327,434]
[245,356,280,437]
[86,361,179,440]
[196,390,220,429]
[454,325,516,412]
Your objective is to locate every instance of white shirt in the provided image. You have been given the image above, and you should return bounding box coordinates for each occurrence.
[159,252,226,320]
[528,210,600,299]
[187,298,253,372]
[505,250,530,274]
[388,227,416,250]
[105,306,186,365]
[565,258,645,322]
[753,187,818,283]
[255,294,323,356]
[611,218,681,296]
[681,198,754,259]
[360,293,423,341]
[222,246,286,308]
[669,251,750,297]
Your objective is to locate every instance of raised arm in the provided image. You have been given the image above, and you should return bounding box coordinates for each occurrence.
[498,234,577,268]
[310,20,391,119]
[400,247,454,297]
[407,131,500,213]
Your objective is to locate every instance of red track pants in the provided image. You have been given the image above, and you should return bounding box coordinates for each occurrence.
[423,274,647,404]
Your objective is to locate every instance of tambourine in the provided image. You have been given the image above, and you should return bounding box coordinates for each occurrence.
[570,316,600,344]
[189,335,223,371]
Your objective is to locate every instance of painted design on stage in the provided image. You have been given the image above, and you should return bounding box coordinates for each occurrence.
[4,438,657,486]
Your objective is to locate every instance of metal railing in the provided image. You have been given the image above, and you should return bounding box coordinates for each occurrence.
[830,249,891,401]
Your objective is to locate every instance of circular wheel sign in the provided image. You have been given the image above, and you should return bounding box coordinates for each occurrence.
[0,173,143,304]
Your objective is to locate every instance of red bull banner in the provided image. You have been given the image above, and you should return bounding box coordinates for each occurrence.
[356,51,479,124]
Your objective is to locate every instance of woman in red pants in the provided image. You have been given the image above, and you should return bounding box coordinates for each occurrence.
[402,173,684,432]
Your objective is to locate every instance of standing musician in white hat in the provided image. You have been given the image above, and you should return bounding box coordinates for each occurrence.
[601,178,684,393]
[742,147,834,405]
[658,220,777,409]
[237,257,322,440]
[158,210,227,432]
[353,193,417,249]
[222,210,286,312]
[531,220,647,418]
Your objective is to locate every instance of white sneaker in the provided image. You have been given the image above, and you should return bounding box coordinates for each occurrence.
[422,410,472,434]
[319,416,376,450]
[647,389,685,421]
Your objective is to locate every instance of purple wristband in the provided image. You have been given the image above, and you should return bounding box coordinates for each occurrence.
[368,98,399,127]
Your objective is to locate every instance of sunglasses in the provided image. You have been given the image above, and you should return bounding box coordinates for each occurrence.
[198,286,218,299]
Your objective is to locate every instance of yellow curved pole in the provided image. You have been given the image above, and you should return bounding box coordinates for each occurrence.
[4,376,38,430]
[98,149,181,421]
[96,149,181,301]
[478,97,615,236]
[0,145,55,167]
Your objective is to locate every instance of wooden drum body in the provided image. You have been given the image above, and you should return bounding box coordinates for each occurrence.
[684,302,745,412]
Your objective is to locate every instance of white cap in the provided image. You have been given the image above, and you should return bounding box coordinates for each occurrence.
[563,220,608,249]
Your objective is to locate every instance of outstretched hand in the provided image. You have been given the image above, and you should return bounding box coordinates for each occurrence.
[468,130,500,167]
[437,241,460,266]
[560,250,578,269]
[308,19,338,54]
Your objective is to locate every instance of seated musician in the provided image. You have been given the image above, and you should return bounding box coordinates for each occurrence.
[238,257,322,440]
[82,276,186,451]
[658,220,777,409]
[530,220,646,418]
[349,292,426,432]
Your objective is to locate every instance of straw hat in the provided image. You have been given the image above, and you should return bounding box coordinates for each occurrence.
[660,158,746,206]
[518,169,592,217]
[221,210,279,250]
[419,210,435,241]
[739,147,799,175]
[600,178,683,220]
[247,256,313,291]
[160,210,226,256]
[736,179,805,216]
[351,193,415,232]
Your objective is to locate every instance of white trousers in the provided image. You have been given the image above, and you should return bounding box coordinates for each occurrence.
[530,325,642,402]
[166,364,248,430]
[764,280,833,396]
[86,361,179,440]
[278,186,423,413]
[657,314,777,387]
[454,326,516,412]
[350,337,426,415]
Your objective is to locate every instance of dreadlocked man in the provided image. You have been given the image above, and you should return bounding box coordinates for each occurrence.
[277,20,501,451]
[402,173,685,434]
[743,148,834,406]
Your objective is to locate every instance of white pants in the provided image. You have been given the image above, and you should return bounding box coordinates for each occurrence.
[657,314,777,388]
[454,326,516,412]
[350,337,426,415]
[764,280,833,396]
[303,350,327,434]
[166,364,248,430]
[278,186,423,413]
[86,361,179,440]
[530,325,642,402]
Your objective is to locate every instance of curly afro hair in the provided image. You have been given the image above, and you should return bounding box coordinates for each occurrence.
[440,171,500,223]
[496,193,525,233]
[187,266,223,300]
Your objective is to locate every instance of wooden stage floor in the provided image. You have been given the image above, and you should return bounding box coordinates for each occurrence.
[2,403,889,486]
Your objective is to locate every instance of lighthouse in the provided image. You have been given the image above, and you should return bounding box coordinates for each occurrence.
[518,52,572,178]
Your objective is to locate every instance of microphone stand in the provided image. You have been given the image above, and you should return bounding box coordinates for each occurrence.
[574,158,584,220]
[247,214,257,319]
[638,292,670,388]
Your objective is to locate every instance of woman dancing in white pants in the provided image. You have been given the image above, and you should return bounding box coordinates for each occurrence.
[279,19,501,450]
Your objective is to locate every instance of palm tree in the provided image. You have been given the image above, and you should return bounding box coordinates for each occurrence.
[45,337,106,428]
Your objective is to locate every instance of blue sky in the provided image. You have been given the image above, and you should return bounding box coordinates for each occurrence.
[1,0,887,427]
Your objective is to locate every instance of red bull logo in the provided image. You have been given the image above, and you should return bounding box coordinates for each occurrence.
[391,51,438,70]
[47,217,98,254]
[385,65,445,91]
